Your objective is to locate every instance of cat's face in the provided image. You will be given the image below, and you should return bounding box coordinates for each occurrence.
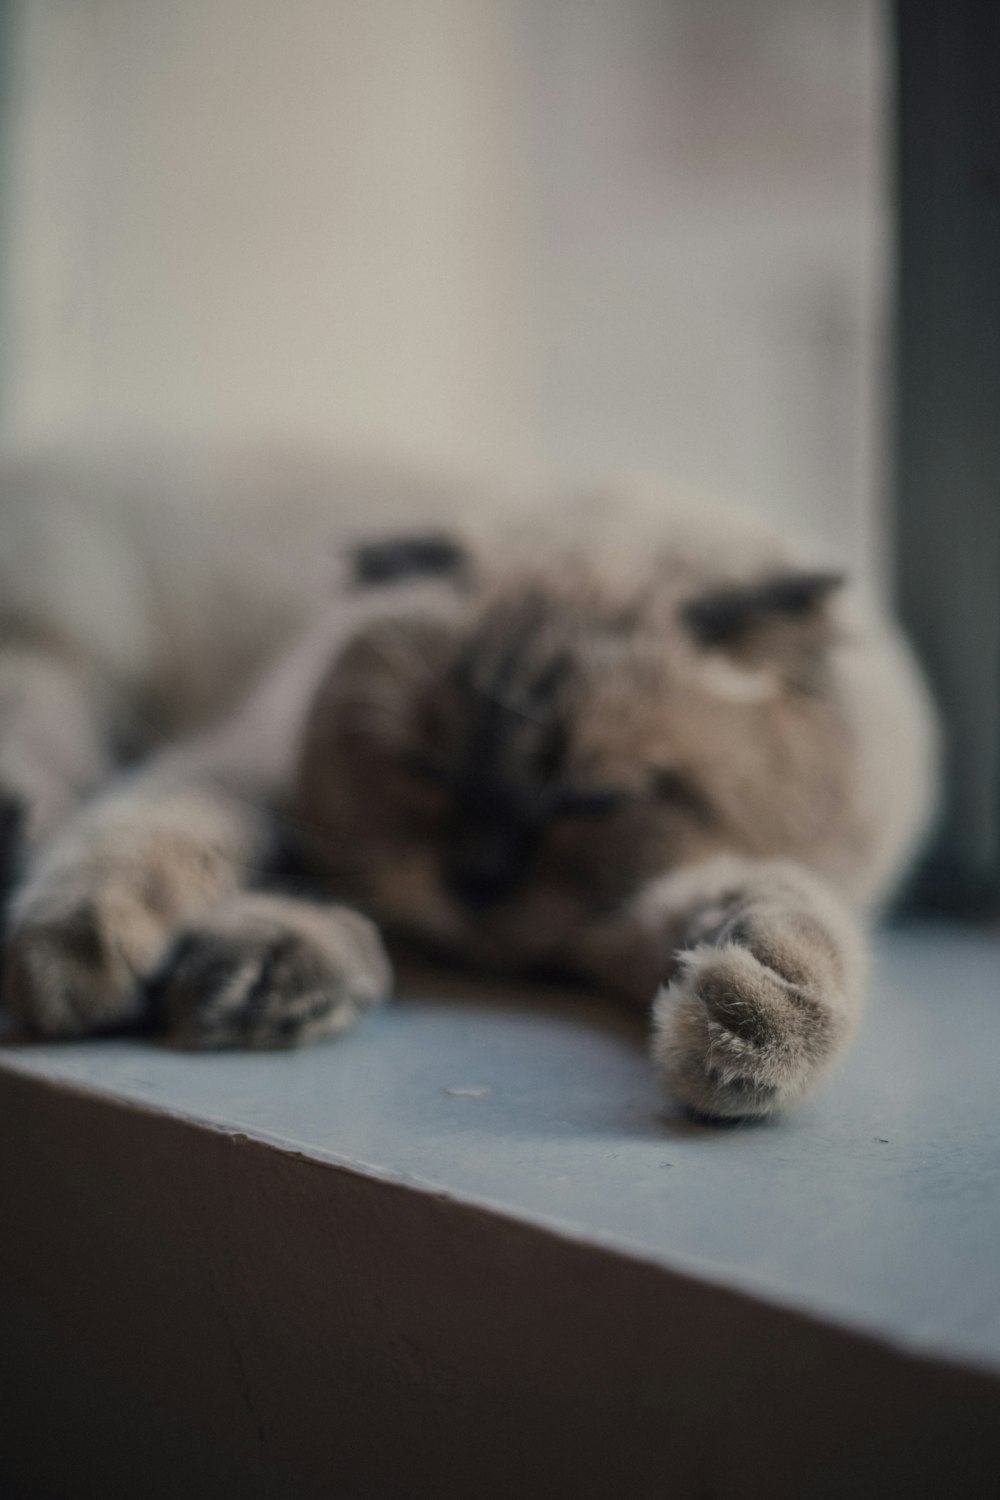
[296,551,849,968]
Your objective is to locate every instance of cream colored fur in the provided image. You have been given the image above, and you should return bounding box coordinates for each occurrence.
[0,445,938,1119]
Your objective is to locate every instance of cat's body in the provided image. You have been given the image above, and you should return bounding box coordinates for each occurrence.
[0,445,937,1118]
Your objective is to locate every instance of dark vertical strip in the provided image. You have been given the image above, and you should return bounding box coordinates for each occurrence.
[0,0,11,421]
[893,0,1000,914]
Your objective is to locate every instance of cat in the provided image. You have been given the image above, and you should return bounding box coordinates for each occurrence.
[0,444,938,1119]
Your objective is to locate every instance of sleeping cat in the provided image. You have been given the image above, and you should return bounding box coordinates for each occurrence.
[0,445,937,1119]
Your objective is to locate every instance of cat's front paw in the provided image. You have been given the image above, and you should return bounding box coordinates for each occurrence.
[151,894,392,1050]
[651,933,855,1121]
[3,865,169,1037]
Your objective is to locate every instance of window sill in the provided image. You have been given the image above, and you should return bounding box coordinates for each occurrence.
[2,923,999,1496]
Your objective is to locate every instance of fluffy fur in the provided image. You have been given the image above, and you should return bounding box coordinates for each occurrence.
[0,446,937,1119]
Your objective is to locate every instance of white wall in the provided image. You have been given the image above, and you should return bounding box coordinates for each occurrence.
[1,0,887,571]
[2,0,536,474]
[516,0,887,572]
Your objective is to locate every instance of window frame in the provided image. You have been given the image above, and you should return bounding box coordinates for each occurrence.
[893,0,1000,915]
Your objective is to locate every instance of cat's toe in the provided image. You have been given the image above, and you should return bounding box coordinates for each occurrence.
[153,898,392,1050]
[650,942,845,1121]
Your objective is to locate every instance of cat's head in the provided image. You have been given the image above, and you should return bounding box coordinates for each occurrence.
[295,530,851,968]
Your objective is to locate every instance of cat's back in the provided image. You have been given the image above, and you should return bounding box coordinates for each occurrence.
[0,441,465,732]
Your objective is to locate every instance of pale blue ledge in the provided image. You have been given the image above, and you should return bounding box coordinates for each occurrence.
[2,923,999,1375]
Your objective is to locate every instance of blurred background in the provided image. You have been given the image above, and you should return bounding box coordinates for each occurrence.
[0,0,885,574]
[0,0,995,907]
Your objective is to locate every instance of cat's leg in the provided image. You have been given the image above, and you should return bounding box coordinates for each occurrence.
[0,644,111,882]
[2,769,392,1043]
[569,856,865,1120]
[2,588,449,1043]
[2,775,266,1036]
[2,598,355,1036]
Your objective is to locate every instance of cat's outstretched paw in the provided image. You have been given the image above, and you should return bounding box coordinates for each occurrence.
[151,894,392,1049]
[2,799,245,1037]
[651,899,860,1120]
[3,866,172,1036]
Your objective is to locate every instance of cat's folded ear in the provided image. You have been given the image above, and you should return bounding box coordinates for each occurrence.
[681,569,844,683]
[348,531,469,588]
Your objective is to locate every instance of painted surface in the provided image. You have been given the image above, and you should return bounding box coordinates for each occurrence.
[3,923,999,1373]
